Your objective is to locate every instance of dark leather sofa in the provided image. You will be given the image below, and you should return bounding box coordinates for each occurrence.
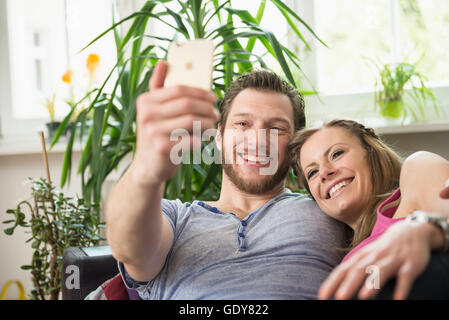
[62,246,118,300]
[61,245,449,300]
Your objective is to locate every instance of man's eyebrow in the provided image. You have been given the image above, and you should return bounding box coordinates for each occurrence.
[304,143,349,171]
[268,117,292,127]
[230,113,291,126]
[230,112,252,118]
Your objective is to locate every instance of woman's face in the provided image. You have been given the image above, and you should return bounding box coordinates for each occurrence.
[299,127,373,228]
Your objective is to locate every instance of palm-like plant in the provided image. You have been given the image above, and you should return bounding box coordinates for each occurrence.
[50,0,323,216]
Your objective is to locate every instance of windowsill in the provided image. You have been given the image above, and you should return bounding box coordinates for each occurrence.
[374,120,449,135]
[1,120,448,156]
[0,135,83,156]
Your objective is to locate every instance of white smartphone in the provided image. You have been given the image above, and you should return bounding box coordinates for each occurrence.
[165,39,215,91]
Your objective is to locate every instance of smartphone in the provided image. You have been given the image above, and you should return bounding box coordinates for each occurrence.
[165,39,215,91]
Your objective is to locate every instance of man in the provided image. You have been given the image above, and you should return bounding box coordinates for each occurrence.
[105,61,448,300]
[105,61,348,299]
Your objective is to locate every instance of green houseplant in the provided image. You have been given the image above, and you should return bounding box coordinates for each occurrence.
[372,61,439,121]
[3,178,105,300]
[50,0,323,213]
[42,93,61,142]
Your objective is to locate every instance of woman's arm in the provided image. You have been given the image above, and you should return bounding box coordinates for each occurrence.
[318,151,449,300]
[441,179,449,199]
[394,151,449,220]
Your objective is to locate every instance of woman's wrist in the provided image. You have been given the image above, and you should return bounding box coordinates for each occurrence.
[417,222,447,252]
[406,211,449,252]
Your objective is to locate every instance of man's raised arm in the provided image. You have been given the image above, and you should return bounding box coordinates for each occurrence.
[106,61,218,282]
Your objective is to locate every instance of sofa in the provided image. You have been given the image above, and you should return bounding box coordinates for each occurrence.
[62,245,449,300]
[62,246,118,300]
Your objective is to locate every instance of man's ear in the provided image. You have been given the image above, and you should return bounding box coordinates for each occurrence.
[215,125,222,152]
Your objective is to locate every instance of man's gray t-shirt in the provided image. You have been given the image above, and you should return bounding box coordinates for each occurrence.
[119,189,348,299]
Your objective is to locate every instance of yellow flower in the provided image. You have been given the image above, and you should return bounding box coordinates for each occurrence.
[86,54,100,74]
[43,93,56,122]
[62,69,73,84]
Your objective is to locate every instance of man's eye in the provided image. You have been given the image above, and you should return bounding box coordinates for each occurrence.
[332,150,344,159]
[307,169,317,180]
[237,121,247,126]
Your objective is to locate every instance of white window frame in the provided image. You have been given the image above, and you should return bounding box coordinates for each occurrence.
[0,0,68,139]
[0,0,128,141]
[288,0,449,129]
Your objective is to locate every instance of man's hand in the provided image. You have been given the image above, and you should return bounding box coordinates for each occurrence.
[440,179,449,199]
[318,220,441,300]
[131,60,218,187]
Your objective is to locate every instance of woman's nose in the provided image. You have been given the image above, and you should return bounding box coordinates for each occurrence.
[319,165,336,182]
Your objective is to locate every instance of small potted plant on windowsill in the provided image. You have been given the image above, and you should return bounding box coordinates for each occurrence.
[371,61,439,122]
[43,93,61,142]
[60,54,100,142]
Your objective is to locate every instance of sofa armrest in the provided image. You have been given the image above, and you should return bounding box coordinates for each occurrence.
[62,246,118,300]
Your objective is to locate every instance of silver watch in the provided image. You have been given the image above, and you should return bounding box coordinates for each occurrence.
[406,210,449,252]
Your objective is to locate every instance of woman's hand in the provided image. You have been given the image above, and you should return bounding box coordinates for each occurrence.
[318,220,443,300]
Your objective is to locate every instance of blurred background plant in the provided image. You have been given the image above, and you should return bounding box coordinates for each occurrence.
[43,93,57,123]
[3,178,105,300]
[43,53,102,141]
[51,0,324,217]
[42,93,60,141]
[62,53,101,122]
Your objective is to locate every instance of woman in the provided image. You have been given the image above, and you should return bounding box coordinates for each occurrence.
[288,119,449,299]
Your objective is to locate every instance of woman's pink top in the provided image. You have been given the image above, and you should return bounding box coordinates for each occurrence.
[342,188,405,262]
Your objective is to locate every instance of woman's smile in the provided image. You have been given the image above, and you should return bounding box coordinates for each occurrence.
[325,177,355,199]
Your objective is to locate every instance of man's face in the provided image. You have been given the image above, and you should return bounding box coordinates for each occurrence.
[217,88,295,194]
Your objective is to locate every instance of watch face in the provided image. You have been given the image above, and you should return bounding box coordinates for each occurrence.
[416,214,429,223]
[409,211,429,223]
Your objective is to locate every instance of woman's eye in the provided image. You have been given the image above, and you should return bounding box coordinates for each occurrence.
[332,150,344,159]
[237,121,247,126]
[307,169,317,180]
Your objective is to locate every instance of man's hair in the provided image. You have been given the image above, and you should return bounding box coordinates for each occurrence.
[288,119,403,250]
[218,70,305,133]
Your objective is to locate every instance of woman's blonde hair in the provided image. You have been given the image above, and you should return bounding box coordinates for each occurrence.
[288,119,403,250]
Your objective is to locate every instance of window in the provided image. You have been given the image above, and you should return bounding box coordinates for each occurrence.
[289,0,449,127]
[314,0,449,94]
[0,0,117,138]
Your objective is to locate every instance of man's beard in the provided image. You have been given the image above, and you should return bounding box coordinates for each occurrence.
[221,146,291,194]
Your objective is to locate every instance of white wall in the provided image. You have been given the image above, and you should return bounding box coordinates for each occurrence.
[382,131,449,160]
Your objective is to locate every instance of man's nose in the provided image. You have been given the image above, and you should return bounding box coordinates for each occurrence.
[244,127,270,153]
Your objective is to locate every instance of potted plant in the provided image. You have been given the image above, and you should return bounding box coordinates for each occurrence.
[3,178,105,300]
[371,61,439,121]
[50,0,325,213]
[62,54,100,141]
[43,93,61,142]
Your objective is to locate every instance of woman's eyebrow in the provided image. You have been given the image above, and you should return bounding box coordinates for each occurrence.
[303,143,350,171]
